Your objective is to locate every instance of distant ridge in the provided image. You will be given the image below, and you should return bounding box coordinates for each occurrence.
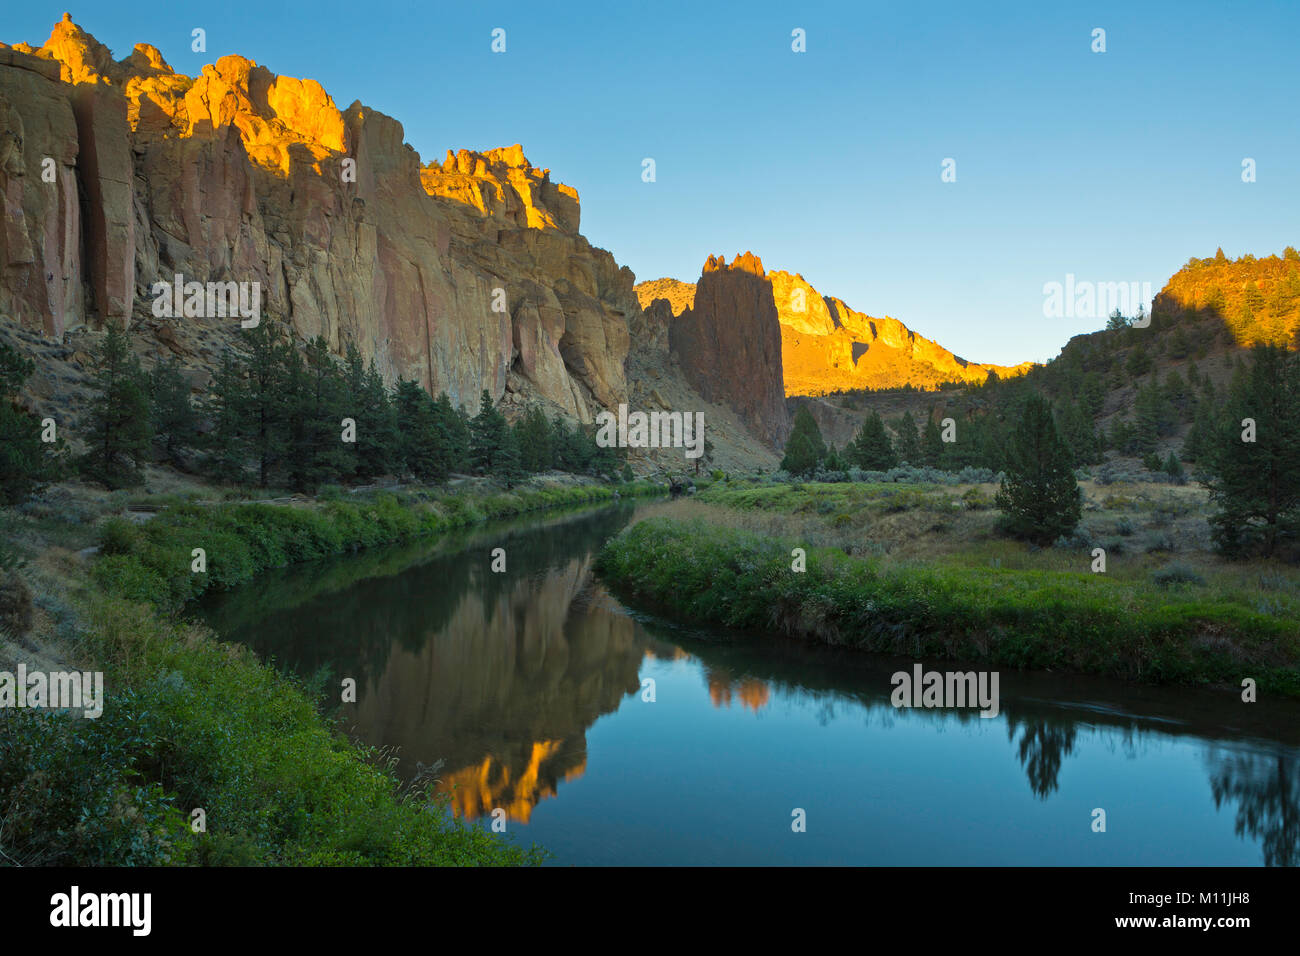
[636,268,1034,396]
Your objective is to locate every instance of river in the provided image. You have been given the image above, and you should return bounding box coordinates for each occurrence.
[196,500,1300,865]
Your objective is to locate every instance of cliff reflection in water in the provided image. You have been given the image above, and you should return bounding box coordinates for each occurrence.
[354,556,646,821]
[201,506,658,822]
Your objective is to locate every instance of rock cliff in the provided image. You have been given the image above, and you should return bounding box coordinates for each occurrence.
[0,15,631,420]
[667,252,791,446]
[638,267,1034,397]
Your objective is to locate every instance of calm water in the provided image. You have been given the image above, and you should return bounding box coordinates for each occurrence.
[197,502,1300,865]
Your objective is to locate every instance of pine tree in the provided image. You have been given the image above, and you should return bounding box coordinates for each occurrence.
[922,415,944,467]
[780,406,826,476]
[1163,451,1186,483]
[343,343,398,480]
[81,324,152,488]
[513,405,553,474]
[207,351,250,485]
[394,380,451,482]
[994,394,1082,545]
[1058,402,1100,466]
[149,358,198,468]
[242,322,292,488]
[893,411,922,464]
[1202,344,1300,556]
[849,411,897,470]
[469,390,512,475]
[824,444,847,472]
[285,337,348,491]
[0,343,54,504]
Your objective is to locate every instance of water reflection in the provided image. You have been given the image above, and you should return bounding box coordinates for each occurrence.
[1006,716,1078,799]
[1207,747,1300,867]
[198,502,1300,864]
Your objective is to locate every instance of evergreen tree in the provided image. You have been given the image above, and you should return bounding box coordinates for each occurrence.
[469,390,512,474]
[343,343,398,480]
[780,406,826,476]
[149,358,198,468]
[1126,348,1154,379]
[394,380,452,482]
[0,343,54,503]
[1202,344,1300,556]
[893,411,922,464]
[994,394,1082,545]
[207,351,250,485]
[1058,402,1100,466]
[81,324,151,488]
[241,322,293,488]
[824,444,847,472]
[849,411,897,470]
[284,337,348,491]
[922,415,944,467]
[513,405,553,474]
[1163,451,1185,483]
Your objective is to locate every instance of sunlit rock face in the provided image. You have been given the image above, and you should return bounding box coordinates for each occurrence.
[0,16,630,420]
[639,266,1033,399]
[668,252,792,447]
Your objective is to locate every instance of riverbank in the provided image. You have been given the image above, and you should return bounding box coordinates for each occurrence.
[595,487,1300,696]
[0,474,661,865]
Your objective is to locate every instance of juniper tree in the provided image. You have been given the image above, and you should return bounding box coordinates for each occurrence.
[513,405,553,474]
[206,351,250,484]
[343,342,398,480]
[149,358,198,468]
[893,411,922,464]
[284,337,349,491]
[238,322,293,488]
[394,380,452,482]
[780,406,826,476]
[849,411,897,470]
[1202,344,1300,557]
[994,394,1082,545]
[922,415,945,467]
[469,390,512,474]
[0,343,53,504]
[81,324,152,489]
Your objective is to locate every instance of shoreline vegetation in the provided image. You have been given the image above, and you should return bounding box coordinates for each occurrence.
[594,481,1300,697]
[0,476,661,866]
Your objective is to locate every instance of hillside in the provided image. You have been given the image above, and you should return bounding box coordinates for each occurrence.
[801,249,1300,466]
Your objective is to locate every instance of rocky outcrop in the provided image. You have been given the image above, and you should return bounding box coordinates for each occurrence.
[633,277,694,317]
[771,270,1034,394]
[668,253,790,446]
[639,266,1034,398]
[0,16,631,420]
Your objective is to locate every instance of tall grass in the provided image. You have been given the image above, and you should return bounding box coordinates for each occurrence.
[596,518,1300,695]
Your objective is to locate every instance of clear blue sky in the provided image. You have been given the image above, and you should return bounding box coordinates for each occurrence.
[11,1,1298,364]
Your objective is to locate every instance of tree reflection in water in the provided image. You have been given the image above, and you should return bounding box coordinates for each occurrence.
[1207,746,1300,867]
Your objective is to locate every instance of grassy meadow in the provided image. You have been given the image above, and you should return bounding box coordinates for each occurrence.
[595,479,1300,695]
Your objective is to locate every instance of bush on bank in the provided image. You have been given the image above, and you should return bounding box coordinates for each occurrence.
[93,482,660,611]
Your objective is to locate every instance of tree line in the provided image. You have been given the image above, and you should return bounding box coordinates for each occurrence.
[0,322,630,497]
[780,343,1300,557]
